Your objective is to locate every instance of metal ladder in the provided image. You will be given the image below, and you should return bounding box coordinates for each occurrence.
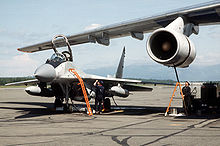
[69,68,93,116]
[164,82,186,116]
[165,67,188,116]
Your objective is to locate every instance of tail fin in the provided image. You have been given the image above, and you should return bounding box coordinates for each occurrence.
[115,46,125,78]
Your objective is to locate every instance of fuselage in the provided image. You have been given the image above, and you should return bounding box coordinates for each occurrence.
[26,53,129,102]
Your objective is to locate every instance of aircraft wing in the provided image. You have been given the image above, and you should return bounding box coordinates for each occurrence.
[60,74,141,84]
[18,1,220,53]
[122,84,153,91]
[85,77,141,84]
[141,81,175,86]
[5,79,39,86]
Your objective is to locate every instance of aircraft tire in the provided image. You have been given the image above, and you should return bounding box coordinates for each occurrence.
[54,98,63,108]
[68,104,74,113]
[104,98,111,111]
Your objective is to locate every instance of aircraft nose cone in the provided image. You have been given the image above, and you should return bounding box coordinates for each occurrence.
[34,64,56,82]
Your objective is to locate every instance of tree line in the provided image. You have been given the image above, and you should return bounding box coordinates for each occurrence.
[0,77,34,85]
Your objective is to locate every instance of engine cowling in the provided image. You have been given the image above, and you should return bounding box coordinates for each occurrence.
[147,28,196,68]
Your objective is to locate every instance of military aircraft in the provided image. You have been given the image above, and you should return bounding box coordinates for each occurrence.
[6,1,220,110]
[6,35,152,111]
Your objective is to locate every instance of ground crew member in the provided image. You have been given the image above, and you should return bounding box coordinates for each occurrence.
[93,80,105,114]
[182,81,192,114]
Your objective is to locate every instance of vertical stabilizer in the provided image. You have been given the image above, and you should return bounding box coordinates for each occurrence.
[115,47,125,78]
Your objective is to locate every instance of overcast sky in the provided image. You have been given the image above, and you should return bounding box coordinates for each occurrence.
[0,0,220,79]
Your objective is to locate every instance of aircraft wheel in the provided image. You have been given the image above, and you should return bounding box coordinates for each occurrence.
[68,104,74,113]
[62,104,68,112]
[54,98,63,108]
[104,98,111,111]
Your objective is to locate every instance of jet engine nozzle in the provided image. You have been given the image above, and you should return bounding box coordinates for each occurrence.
[34,64,56,82]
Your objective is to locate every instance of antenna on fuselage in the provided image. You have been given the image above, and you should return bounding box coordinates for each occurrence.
[51,35,73,61]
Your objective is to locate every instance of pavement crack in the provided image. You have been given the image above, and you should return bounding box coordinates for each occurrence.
[140,128,189,146]
[0,132,84,138]
[111,136,132,146]
[140,119,209,146]
[6,140,55,146]
[85,117,160,136]
[194,119,218,128]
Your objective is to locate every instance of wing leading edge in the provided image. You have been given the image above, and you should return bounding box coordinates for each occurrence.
[18,1,220,53]
[5,79,39,86]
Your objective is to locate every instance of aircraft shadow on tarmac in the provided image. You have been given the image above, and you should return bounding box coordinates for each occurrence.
[0,102,55,119]
[0,101,170,119]
[0,102,220,119]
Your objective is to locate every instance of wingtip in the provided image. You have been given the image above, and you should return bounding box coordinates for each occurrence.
[17,48,32,53]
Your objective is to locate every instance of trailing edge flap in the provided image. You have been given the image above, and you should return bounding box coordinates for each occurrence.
[122,84,153,92]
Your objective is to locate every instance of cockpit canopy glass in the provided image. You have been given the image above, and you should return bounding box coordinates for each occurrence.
[46,53,66,67]
[50,53,66,62]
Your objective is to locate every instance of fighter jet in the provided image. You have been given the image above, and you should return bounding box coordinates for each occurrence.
[7,1,220,111]
[6,35,152,111]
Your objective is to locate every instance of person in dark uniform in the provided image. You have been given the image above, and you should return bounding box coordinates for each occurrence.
[93,80,105,114]
[182,81,192,114]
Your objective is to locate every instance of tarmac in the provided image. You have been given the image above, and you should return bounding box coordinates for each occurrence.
[0,86,220,146]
